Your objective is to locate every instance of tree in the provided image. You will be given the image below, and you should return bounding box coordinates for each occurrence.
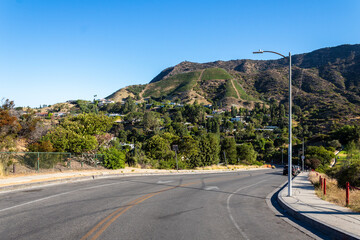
[196,133,220,167]
[171,122,189,137]
[41,113,113,153]
[328,139,341,149]
[305,158,321,170]
[0,99,21,136]
[43,127,98,153]
[125,112,144,126]
[63,113,114,135]
[221,137,237,164]
[173,111,183,123]
[145,134,173,161]
[332,125,360,145]
[207,117,220,133]
[306,146,335,167]
[28,140,55,152]
[231,106,237,118]
[237,143,257,164]
[123,96,136,113]
[143,111,161,132]
[278,103,286,127]
[0,99,21,151]
[224,120,234,132]
[179,136,199,159]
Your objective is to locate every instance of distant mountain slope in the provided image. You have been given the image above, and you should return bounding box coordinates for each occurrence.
[107,44,360,122]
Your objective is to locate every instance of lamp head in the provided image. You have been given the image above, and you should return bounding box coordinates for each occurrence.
[253,49,264,54]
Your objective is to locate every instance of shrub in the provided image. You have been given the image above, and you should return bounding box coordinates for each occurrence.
[305,158,321,170]
[101,147,126,169]
[333,162,360,188]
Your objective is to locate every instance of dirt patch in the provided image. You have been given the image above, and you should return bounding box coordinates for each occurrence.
[2,159,105,177]
[108,87,134,102]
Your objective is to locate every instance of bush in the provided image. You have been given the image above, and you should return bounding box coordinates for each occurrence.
[101,147,126,169]
[305,158,321,170]
[158,159,175,169]
[333,162,360,188]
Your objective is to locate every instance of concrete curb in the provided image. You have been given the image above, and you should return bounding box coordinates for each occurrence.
[0,168,268,192]
[277,175,360,240]
[265,181,323,240]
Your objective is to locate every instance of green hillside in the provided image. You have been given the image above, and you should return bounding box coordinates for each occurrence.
[232,79,257,101]
[201,68,232,80]
[143,71,200,98]
[224,80,238,98]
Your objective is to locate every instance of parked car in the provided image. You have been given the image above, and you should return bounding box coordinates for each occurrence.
[282,165,298,176]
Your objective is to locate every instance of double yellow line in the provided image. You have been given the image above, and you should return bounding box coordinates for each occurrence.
[80,184,185,240]
[81,174,247,240]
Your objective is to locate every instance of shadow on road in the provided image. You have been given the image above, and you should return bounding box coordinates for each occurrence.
[270,186,331,240]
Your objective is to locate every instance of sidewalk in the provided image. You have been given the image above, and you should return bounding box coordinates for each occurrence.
[278,172,360,240]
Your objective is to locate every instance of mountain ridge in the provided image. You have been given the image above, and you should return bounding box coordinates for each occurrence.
[107,44,360,127]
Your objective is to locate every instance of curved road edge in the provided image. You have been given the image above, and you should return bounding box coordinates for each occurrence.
[0,168,268,193]
[266,181,324,240]
[277,174,360,240]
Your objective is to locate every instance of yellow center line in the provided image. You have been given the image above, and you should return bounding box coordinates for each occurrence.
[89,190,169,240]
[80,194,149,240]
[82,174,246,240]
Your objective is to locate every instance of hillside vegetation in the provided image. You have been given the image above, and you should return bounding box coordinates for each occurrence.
[107,44,360,130]
[143,71,200,99]
[201,68,232,81]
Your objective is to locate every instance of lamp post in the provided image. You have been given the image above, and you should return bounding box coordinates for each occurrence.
[253,50,292,197]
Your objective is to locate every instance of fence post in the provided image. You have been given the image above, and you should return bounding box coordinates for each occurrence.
[320,176,322,189]
[346,182,350,206]
[13,163,16,174]
[37,152,40,172]
[323,178,326,195]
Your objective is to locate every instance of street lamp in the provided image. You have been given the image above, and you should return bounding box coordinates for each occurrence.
[253,49,293,197]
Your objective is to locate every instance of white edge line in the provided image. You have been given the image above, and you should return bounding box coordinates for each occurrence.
[226,179,267,240]
[0,182,124,213]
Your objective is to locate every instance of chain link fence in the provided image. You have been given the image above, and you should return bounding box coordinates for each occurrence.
[0,152,105,175]
[73,153,104,168]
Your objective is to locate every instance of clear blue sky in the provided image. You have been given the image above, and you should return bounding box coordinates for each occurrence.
[1,0,359,107]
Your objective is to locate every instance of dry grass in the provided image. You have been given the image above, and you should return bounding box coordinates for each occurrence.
[309,171,360,212]
[194,164,270,171]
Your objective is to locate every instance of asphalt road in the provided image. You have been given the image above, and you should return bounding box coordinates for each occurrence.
[0,169,316,240]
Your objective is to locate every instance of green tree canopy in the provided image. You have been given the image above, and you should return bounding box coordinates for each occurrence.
[237,143,258,164]
[195,133,220,167]
[306,146,335,166]
[221,137,237,164]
